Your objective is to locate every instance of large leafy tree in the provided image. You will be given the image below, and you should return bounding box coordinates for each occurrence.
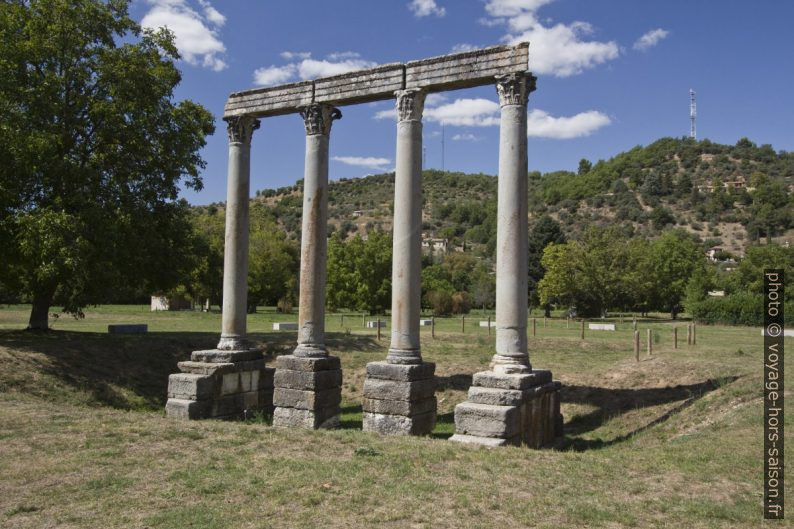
[326,232,392,314]
[527,215,565,315]
[0,0,214,328]
[648,230,703,318]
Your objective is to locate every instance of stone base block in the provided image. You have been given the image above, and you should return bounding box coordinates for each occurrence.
[273,405,340,429]
[450,368,563,449]
[448,433,519,447]
[272,355,342,430]
[165,349,274,421]
[362,410,436,436]
[362,361,436,436]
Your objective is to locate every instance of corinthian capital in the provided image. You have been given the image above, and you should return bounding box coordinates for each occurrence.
[495,73,536,107]
[394,89,426,122]
[225,115,260,144]
[300,103,342,136]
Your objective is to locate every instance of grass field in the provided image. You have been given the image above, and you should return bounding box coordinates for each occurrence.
[0,305,789,528]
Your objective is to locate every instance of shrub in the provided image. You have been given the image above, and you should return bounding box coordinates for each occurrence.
[689,292,793,326]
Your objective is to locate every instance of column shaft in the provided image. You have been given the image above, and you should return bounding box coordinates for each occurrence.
[387,89,425,365]
[218,116,259,350]
[492,73,535,373]
[295,104,340,357]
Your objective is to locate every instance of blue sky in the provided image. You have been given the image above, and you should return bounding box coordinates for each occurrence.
[129,0,794,205]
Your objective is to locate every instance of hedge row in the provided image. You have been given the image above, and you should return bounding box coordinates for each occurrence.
[690,292,793,326]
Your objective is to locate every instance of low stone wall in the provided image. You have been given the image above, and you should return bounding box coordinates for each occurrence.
[450,369,562,447]
[165,350,274,420]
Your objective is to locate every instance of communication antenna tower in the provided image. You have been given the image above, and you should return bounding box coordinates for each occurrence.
[441,124,445,171]
[689,89,697,139]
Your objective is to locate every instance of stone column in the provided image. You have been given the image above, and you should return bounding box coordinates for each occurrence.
[451,73,563,448]
[166,115,275,421]
[272,103,343,429]
[362,89,436,436]
[491,72,535,374]
[217,116,260,351]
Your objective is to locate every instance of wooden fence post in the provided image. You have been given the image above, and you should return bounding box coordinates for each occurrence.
[581,320,585,340]
[647,328,652,357]
[634,330,640,362]
[377,318,381,341]
[692,322,697,345]
[673,327,678,349]
[532,318,536,337]
[488,315,491,336]
[461,316,465,333]
[431,316,435,339]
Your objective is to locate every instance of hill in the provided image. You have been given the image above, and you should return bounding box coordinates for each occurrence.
[238,136,794,257]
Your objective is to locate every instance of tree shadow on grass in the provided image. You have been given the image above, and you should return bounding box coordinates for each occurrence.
[557,376,740,451]
[0,330,379,412]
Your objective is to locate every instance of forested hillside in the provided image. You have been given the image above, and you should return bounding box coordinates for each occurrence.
[245,136,794,257]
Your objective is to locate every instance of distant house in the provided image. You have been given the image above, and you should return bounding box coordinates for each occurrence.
[697,175,748,193]
[708,290,726,297]
[352,210,364,218]
[151,295,193,311]
[705,246,723,262]
[422,237,448,253]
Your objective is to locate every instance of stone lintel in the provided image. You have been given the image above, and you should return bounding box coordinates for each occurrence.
[223,43,529,118]
[191,349,263,363]
[275,354,341,372]
[365,361,435,382]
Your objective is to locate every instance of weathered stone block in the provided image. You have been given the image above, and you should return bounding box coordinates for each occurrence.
[167,373,216,400]
[362,396,436,417]
[449,433,520,447]
[314,63,404,106]
[224,80,313,118]
[467,386,524,407]
[274,368,342,391]
[272,405,339,429]
[362,377,435,401]
[191,349,262,363]
[365,361,435,382]
[362,410,436,436]
[472,369,551,390]
[273,387,341,410]
[165,398,209,419]
[454,402,520,438]
[275,355,341,372]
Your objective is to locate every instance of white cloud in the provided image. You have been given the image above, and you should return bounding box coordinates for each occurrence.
[425,98,501,126]
[280,51,311,60]
[298,57,377,78]
[377,97,610,139]
[451,43,477,53]
[485,0,555,17]
[482,0,619,77]
[452,133,483,141]
[526,109,611,139]
[409,0,446,17]
[253,52,377,86]
[633,28,669,51]
[332,156,392,170]
[141,0,227,71]
[253,64,297,86]
[425,93,448,107]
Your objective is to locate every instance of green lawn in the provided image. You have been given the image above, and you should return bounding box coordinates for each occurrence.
[0,305,789,528]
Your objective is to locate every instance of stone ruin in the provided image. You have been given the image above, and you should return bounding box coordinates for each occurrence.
[166,43,563,448]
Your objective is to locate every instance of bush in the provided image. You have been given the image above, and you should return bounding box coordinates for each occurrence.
[689,292,794,326]
[427,290,453,316]
[451,291,473,314]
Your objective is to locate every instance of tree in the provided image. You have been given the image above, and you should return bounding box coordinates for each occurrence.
[648,230,703,318]
[326,232,392,314]
[527,215,565,315]
[0,0,214,329]
[247,205,299,312]
[578,158,592,175]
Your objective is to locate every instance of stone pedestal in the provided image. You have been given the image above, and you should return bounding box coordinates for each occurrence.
[272,355,342,429]
[165,349,274,420]
[450,369,562,447]
[362,361,436,435]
